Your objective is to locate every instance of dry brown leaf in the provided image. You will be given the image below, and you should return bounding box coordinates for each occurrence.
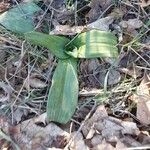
[70,132,89,150]
[99,69,121,86]
[82,105,141,148]
[120,136,142,147]
[119,18,143,35]
[0,48,6,63]
[91,134,103,147]
[14,114,69,149]
[0,2,10,13]
[87,59,100,73]
[82,105,108,137]
[119,65,142,79]
[87,0,112,23]
[0,116,20,150]
[0,82,12,102]
[13,108,28,124]
[0,67,5,81]
[140,0,150,7]
[137,74,150,95]
[136,95,150,125]
[79,89,103,97]
[92,140,115,150]
[50,25,85,35]
[24,75,47,90]
[87,16,114,31]
[33,112,47,125]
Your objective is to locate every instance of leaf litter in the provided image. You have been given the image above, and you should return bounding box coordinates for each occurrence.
[0,0,150,149]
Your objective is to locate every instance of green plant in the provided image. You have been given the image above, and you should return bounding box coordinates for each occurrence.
[0,2,118,124]
[25,29,118,123]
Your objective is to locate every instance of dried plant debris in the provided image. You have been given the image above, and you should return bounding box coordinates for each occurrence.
[82,105,150,149]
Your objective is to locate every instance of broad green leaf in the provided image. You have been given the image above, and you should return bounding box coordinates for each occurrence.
[47,58,78,124]
[0,3,41,33]
[25,31,70,59]
[66,43,118,58]
[66,30,118,58]
[71,30,117,47]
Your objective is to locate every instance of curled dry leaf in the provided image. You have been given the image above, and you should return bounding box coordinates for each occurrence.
[24,75,47,90]
[79,89,103,97]
[50,25,85,35]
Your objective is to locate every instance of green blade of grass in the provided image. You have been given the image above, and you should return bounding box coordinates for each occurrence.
[47,58,78,124]
[25,31,70,59]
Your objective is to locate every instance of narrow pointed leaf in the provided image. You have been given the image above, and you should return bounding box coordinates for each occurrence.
[0,3,41,33]
[47,58,78,124]
[25,31,70,59]
[66,30,118,58]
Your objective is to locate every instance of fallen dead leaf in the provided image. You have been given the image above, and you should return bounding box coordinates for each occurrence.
[120,18,143,36]
[13,108,28,124]
[91,134,103,147]
[0,66,5,80]
[140,0,150,7]
[82,105,141,148]
[69,132,89,150]
[137,74,150,95]
[119,65,142,79]
[82,105,108,137]
[14,114,69,149]
[79,89,103,97]
[0,82,12,102]
[24,75,47,90]
[50,25,85,35]
[87,59,100,73]
[120,19,143,29]
[136,95,150,125]
[0,2,10,13]
[99,69,121,86]
[87,0,112,23]
[0,48,6,63]
[87,16,114,31]
[0,116,20,150]
[87,0,102,23]
[92,140,115,150]
[120,136,141,147]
